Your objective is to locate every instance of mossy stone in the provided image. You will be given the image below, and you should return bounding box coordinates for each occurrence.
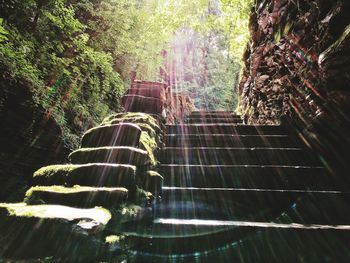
[102,112,162,134]
[0,203,111,260]
[0,203,111,224]
[137,171,163,196]
[25,186,128,208]
[69,146,154,167]
[81,123,142,148]
[33,163,136,188]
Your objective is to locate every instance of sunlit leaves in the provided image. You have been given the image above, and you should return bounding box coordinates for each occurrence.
[0,19,8,42]
[0,0,254,145]
[219,0,254,59]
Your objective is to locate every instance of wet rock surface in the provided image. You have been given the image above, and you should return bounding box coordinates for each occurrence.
[240,0,350,176]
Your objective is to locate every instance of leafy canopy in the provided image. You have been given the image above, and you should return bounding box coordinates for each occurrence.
[0,0,253,147]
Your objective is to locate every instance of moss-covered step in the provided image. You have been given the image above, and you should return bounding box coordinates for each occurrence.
[81,123,142,148]
[25,186,128,208]
[0,203,111,260]
[102,112,163,138]
[69,146,156,166]
[138,171,163,196]
[33,163,136,188]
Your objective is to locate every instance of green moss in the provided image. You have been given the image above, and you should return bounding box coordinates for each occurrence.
[109,203,152,227]
[139,131,158,167]
[105,235,125,245]
[137,170,163,196]
[25,186,129,208]
[134,187,154,206]
[69,146,147,155]
[100,112,163,149]
[69,146,151,166]
[26,185,128,195]
[103,112,157,125]
[120,205,140,218]
[32,163,137,189]
[146,170,163,178]
[34,164,76,179]
[83,122,142,139]
[102,112,161,134]
[134,122,157,138]
[0,203,112,224]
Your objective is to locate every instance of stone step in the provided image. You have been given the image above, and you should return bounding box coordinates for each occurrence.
[122,95,163,114]
[25,186,128,208]
[190,112,240,118]
[152,201,231,221]
[159,164,330,189]
[0,203,111,260]
[125,88,165,100]
[159,187,350,224]
[123,218,350,256]
[159,147,321,166]
[187,117,243,124]
[81,123,142,148]
[69,146,152,166]
[101,112,164,133]
[32,163,136,188]
[131,80,167,90]
[166,124,286,135]
[165,134,295,148]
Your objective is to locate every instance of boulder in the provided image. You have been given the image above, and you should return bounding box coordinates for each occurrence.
[0,203,111,260]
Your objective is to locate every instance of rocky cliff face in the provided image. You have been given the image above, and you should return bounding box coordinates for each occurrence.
[0,79,70,201]
[240,0,350,176]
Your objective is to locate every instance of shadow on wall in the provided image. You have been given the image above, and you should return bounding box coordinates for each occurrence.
[0,79,70,202]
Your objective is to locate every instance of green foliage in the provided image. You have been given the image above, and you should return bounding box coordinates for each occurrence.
[162,0,253,110]
[0,0,253,143]
[168,29,242,110]
[0,18,8,42]
[217,0,254,59]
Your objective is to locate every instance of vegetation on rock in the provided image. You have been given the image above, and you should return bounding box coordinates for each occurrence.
[33,163,137,187]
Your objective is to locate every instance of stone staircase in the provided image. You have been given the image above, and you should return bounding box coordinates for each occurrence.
[1,106,349,261]
[0,111,164,261]
[124,111,350,262]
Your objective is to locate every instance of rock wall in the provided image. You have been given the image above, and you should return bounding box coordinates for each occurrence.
[0,80,70,202]
[240,0,350,176]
